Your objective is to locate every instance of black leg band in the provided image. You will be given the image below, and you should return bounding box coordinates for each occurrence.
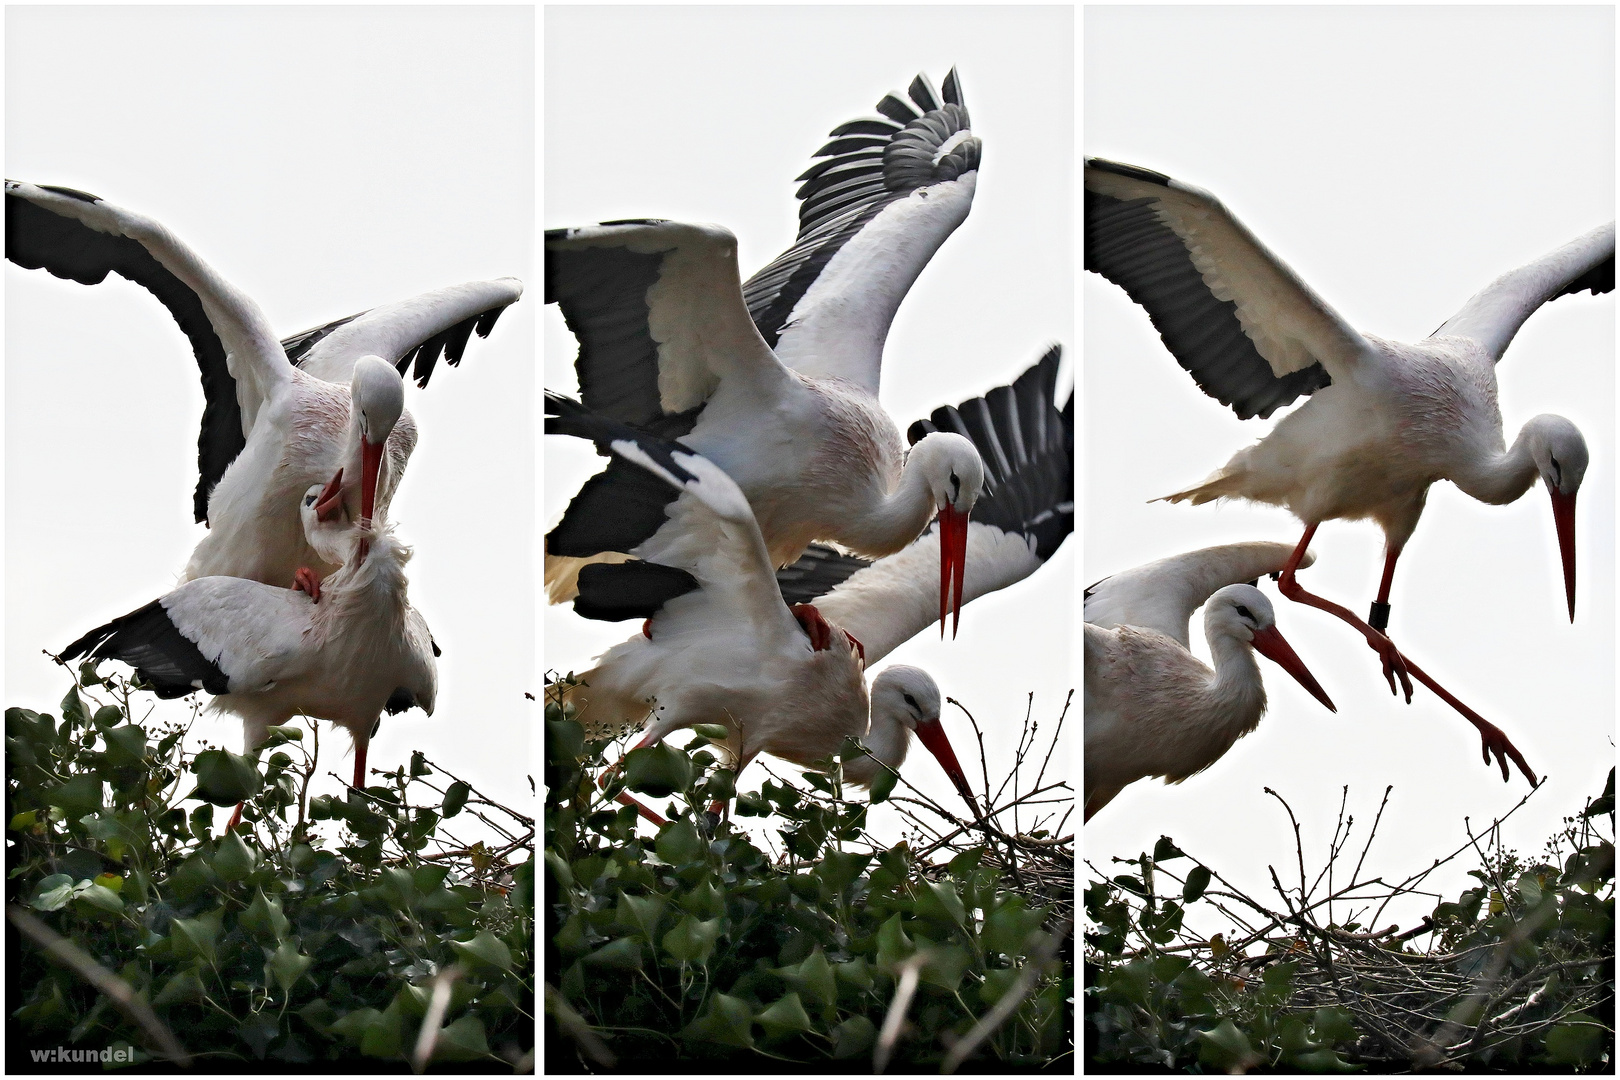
[1368,601,1391,632]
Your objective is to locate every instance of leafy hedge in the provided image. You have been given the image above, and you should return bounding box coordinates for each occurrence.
[6,667,533,1070]
[543,687,1072,1072]
[1085,774,1615,1072]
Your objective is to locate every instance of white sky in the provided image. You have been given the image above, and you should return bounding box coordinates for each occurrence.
[543,6,1076,845]
[1084,6,1614,932]
[5,7,536,828]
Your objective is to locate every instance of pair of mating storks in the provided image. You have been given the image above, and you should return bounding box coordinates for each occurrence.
[1083,161,1612,819]
[7,180,523,825]
[544,70,1074,819]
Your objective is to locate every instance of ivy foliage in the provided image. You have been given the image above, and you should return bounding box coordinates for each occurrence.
[544,692,1072,1072]
[6,668,533,1070]
[1085,773,1615,1073]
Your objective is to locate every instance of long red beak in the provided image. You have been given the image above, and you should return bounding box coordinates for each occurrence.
[1549,487,1577,621]
[360,438,385,527]
[1249,625,1336,713]
[913,715,981,817]
[937,504,969,639]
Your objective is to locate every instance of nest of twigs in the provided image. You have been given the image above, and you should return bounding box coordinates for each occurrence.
[1087,781,1615,1071]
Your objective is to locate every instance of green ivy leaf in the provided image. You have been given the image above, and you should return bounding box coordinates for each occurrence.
[582,937,643,971]
[655,818,705,867]
[450,930,513,972]
[774,947,837,1013]
[663,914,723,965]
[868,768,898,804]
[29,873,76,912]
[432,1015,490,1062]
[1153,836,1188,863]
[680,993,755,1049]
[1544,1013,1606,1066]
[441,781,470,819]
[1182,865,1212,902]
[875,912,915,972]
[151,967,206,1007]
[240,888,290,939]
[830,1015,876,1058]
[169,908,224,964]
[266,940,313,996]
[190,749,263,806]
[1197,1018,1260,1071]
[756,992,814,1039]
[623,742,694,799]
[211,829,258,882]
[72,883,124,915]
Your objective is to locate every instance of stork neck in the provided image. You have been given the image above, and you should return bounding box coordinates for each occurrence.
[1205,630,1267,733]
[1451,427,1538,506]
[322,533,410,618]
[844,709,912,786]
[844,458,938,556]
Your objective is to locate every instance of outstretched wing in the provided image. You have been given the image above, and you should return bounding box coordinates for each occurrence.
[778,346,1072,662]
[6,180,290,522]
[61,577,308,697]
[546,219,788,436]
[545,393,798,642]
[286,277,523,387]
[1085,158,1370,419]
[1083,541,1311,649]
[742,70,981,392]
[1428,222,1614,362]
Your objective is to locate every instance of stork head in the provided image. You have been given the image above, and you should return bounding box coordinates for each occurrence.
[300,483,354,567]
[348,356,406,527]
[1525,414,1587,621]
[869,665,980,817]
[1208,585,1336,713]
[910,432,985,640]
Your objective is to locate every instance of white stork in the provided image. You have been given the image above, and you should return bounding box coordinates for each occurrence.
[1084,542,1337,822]
[6,179,522,589]
[62,483,439,827]
[774,346,1073,660]
[1086,157,1611,783]
[545,396,981,819]
[545,70,987,632]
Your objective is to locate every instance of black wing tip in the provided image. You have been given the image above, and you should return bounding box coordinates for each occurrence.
[574,560,699,622]
[1087,157,1172,187]
[61,598,229,699]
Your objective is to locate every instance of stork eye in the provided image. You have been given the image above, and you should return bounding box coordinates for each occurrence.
[1234,605,1255,623]
[1550,458,1562,485]
[304,495,317,507]
[903,693,919,709]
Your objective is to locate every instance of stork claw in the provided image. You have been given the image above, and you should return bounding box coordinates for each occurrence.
[293,566,322,603]
[1393,649,1538,787]
[1370,632,1413,703]
[791,603,835,652]
[843,630,866,666]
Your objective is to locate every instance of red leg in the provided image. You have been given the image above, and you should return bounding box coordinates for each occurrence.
[1275,525,1413,702]
[790,604,834,651]
[1278,529,1535,786]
[293,566,322,603]
[1367,543,1404,691]
[226,803,244,831]
[352,739,368,791]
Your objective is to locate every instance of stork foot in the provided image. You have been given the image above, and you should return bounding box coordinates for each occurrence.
[1395,652,1538,787]
[293,567,323,603]
[791,604,835,651]
[226,802,244,831]
[843,630,866,665]
[1367,632,1412,703]
[315,468,346,522]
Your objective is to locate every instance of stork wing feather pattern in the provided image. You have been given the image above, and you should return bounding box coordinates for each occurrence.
[6,179,287,522]
[742,70,982,392]
[1429,222,1614,361]
[778,346,1072,662]
[288,278,523,387]
[545,393,798,641]
[546,220,787,433]
[1084,158,1370,419]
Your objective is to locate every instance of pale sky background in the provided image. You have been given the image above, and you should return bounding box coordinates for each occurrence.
[1085,6,1614,933]
[5,8,536,831]
[544,6,1075,846]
